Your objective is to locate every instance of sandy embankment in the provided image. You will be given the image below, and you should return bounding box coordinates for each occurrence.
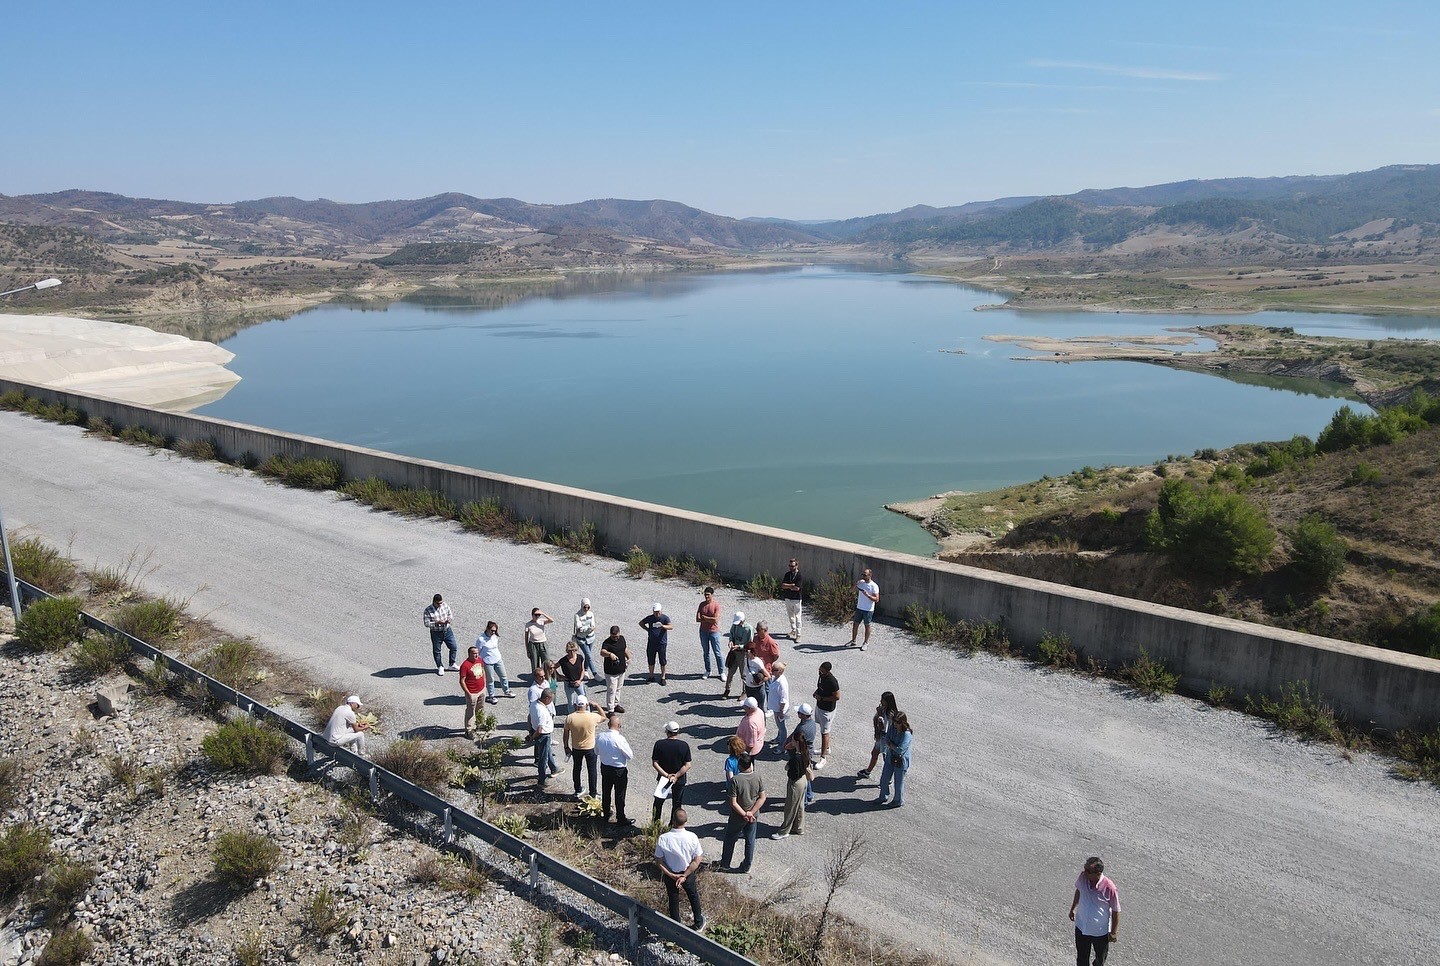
[884,491,996,555]
[0,313,240,411]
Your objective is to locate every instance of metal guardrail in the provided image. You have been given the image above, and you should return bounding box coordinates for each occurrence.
[4,572,755,965]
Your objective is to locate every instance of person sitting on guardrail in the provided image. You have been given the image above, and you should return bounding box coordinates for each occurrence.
[323,695,371,756]
[653,808,706,932]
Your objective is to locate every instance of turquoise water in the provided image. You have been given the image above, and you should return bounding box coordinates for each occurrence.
[198,266,1415,556]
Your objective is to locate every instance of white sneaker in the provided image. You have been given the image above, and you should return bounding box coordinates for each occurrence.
[436,666,446,675]
[813,758,827,770]
[770,832,789,841]
[859,643,868,652]
[447,663,459,671]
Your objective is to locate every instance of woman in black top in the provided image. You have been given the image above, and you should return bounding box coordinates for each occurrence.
[557,641,589,714]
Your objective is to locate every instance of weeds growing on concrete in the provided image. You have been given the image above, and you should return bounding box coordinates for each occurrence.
[623,545,653,577]
[548,520,600,558]
[257,454,342,490]
[1206,684,1234,707]
[171,437,219,461]
[342,477,458,519]
[809,570,855,625]
[86,547,156,600]
[1393,728,1440,784]
[7,535,78,592]
[1036,630,1079,669]
[85,415,114,437]
[0,390,82,427]
[15,596,85,653]
[202,718,290,774]
[118,425,167,449]
[375,739,452,791]
[1247,682,1343,743]
[211,829,281,889]
[1122,648,1179,698]
[651,553,721,586]
[743,571,780,600]
[458,497,544,544]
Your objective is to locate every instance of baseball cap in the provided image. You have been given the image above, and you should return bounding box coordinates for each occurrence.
[574,695,589,706]
[346,695,362,706]
[797,703,813,716]
[653,603,663,612]
[664,721,680,734]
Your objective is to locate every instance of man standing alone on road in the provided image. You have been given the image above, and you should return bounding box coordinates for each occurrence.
[780,557,803,642]
[696,587,723,681]
[1070,857,1121,965]
[640,603,673,685]
[847,569,880,650]
[423,594,458,674]
[525,607,555,677]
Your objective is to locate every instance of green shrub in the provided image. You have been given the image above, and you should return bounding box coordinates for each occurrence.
[112,596,182,642]
[172,437,219,461]
[514,520,545,544]
[70,632,132,678]
[14,396,81,426]
[7,536,77,592]
[85,415,115,437]
[624,545,653,577]
[1243,435,1315,478]
[36,928,92,966]
[904,603,955,644]
[1393,728,1440,785]
[743,572,780,600]
[375,739,452,790]
[1286,515,1347,591]
[306,885,346,937]
[1317,402,1434,453]
[15,596,86,652]
[0,823,53,896]
[1346,461,1382,486]
[257,454,342,490]
[108,754,145,796]
[1376,602,1440,660]
[39,862,95,924]
[118,424,167,448]
[1036,630,1079,669]
[1206,683,1233,707]
[808,571,855,625]
[548,521,600,557]
[211,830,281,889]
[1247,682,1342,743]
[202,718,290,774]
[199,639,264,692]
[459,497,513,535]
[300,686,347,729]
[233,931,266,966]
[0,390,25,409]
[651,554,721,585]
[342,478,458,518]
[1122,648,1179,698]
[1144,479,1275,578]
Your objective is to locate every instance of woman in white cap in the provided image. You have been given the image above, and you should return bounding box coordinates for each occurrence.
[722,611,753,699]
[573,598,601,678]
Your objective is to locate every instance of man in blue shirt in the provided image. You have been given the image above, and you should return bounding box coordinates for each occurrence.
[639,603,673,685]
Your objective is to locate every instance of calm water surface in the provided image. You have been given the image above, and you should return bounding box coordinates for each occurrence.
[199,267,1423,555]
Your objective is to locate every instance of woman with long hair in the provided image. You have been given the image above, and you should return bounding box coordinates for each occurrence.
[557,640,589,714]
[858,691,899,779]
[877,710,913,808]
[475,620,513,702]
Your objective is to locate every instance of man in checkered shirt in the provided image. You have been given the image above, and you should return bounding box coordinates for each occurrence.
[423,593,459,675]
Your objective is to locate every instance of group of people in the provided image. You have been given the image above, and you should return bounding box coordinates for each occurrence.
[325,562,1118,961]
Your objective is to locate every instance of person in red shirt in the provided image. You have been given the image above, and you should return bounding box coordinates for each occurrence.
[751,621,781,674]
[458,645,488,738]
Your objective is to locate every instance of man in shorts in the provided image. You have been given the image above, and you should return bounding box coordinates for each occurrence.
[811,661,840,767]
[640,603,673,685]
[846,568,880,650]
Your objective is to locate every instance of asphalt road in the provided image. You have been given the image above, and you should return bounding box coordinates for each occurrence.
[4,410,1439,965]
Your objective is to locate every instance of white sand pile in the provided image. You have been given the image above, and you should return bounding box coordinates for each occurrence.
[0,313,240,411]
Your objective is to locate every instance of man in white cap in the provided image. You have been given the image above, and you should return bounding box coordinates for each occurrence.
[786,703,820,807]
[723,611,752,699]
[650,721,692,823]
[639,603,673,685]
[323,695,370,756]
[562,695,605,798]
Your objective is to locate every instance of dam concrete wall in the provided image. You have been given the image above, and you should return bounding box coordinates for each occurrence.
[6,375,1437,732]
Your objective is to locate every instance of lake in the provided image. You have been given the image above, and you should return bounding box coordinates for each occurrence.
[196,266,1423,556]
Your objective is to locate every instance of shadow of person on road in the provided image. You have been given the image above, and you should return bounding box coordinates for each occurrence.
[397,724,457,741]
[372,666,442,679]
[423,695,465,706]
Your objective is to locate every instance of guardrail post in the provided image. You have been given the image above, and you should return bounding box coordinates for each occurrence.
[0,507,22,621]
[528,851,539,895]
[368,766,379,802]
[628,902,639,951]
[442,807,453,844]
[304,734,315,770]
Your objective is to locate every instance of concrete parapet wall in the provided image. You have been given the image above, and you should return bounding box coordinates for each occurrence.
[7,375,1438,731]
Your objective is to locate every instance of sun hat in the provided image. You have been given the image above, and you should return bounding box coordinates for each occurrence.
[732,611,744,623]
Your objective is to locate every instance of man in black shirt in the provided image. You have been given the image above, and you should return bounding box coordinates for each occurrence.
[812,661,840,768]
[651,721,693,823]
[600,625,630,714]
[780,557,803,643]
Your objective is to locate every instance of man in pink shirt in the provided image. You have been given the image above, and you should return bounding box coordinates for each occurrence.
[735,696,766,755]
[1068,856,1120,965]
[750,621,780,674]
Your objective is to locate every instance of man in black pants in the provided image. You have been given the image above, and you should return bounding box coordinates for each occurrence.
[652,808,705,931]
[650,721,692,823]
[780,557,803,642]
[1069,856,1121,965]
[595,713,635,826]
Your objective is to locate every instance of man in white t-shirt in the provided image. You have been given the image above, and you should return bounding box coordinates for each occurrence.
[323,695,370,756]
[847,568,880,651]
[1069,856,1121,965]
[652,808,706,931]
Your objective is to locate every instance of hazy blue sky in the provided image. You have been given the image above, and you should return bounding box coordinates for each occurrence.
[5,0,1437,219]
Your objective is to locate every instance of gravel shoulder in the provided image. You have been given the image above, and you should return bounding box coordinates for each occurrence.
[3,411,1439,965]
